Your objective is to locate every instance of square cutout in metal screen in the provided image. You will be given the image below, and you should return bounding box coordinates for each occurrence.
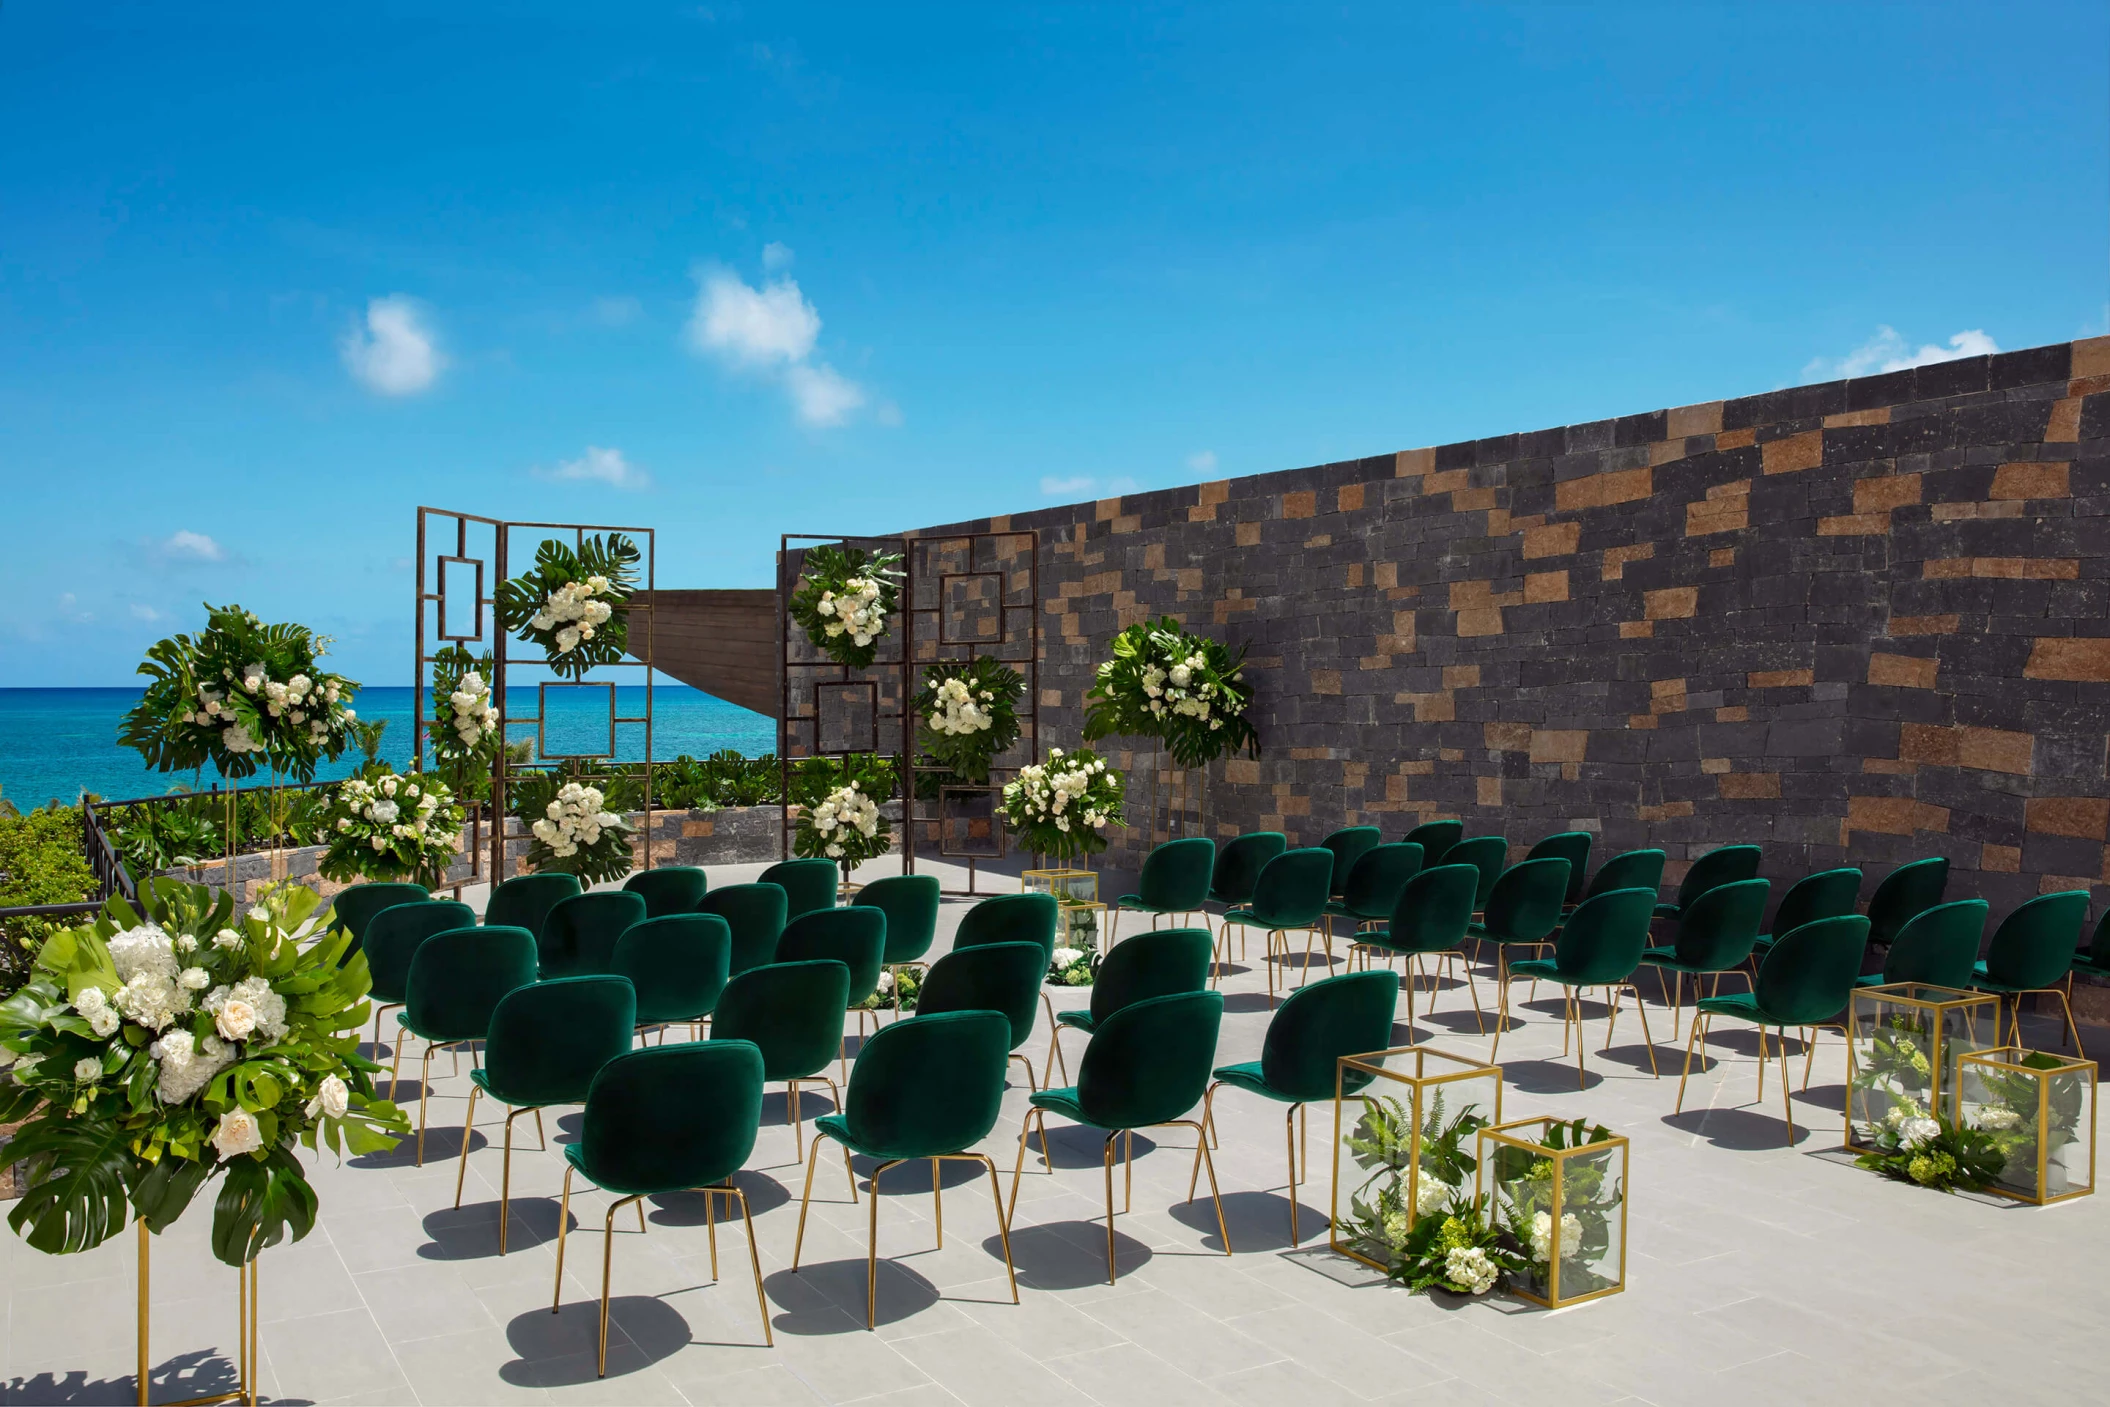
[815,681,879,755]
[939,786,1004,859]
[940,572,1003,644]
[536,682,617,759]
[438,556,485,641]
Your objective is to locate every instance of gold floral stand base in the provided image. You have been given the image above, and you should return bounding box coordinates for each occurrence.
[137,1219,259,1407]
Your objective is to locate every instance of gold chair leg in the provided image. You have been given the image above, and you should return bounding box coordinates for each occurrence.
[550,1165,573,1313]
[389,1028,405,1098]
[1777,1026,1796,1144]
[791,1131,825,1270]
[1008,1107,1050,1224]
[1043,993,1070,1085]
[732,1187,773,1347]
[1756,1024,1768,1103]
[1102,1134,1120,1284]
[452,1086,481,1209]
[933,1157,944,1249]
[598,1195,637,1377]
[1572,990,1585,1089]
[1628,984,1661,1076]
[533,1107,547,1150]
[1124,1129,1134,1212]
[1178,1117,1232,1256]
[976,1154,1021,1306]
[1284,1104,1300,1245]
[788,1079,804,1165]
[1187,1083,1221,1202]
[415,1043,440,1167]
[1675,1012,1703,1112]
[866,1157,898,1329]
[500,1107,530,1255]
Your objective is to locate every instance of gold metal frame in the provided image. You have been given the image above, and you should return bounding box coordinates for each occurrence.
[1008,1108,1230,1283]
[135,1219,258,1407]
[1956,1045,2099,1206]
[1327,1045,1504,1273]
[1474,1115,1630,1310]
[450,1087,550,1253]
[1845,982,1999,1151]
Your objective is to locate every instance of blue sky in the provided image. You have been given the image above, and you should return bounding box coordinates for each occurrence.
[3,1,2104,686]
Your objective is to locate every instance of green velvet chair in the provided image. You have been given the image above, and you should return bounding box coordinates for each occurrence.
[537,890,648,980]
[1865,856,1949,947]
[1971,890,2089,1049]
[854,873,942,1007]
[952,891,1064,1079]
[396,924,539,1164]
[778,905,889,1077]
[1677,915,1869,1143]
[1445,835,1510,912]
[327,881,430,958]
[621,864,708,918]
[452,974,635,1253]
[1351,862,1483,1034]
[711,958,855,1168]
[1053,927,1214,1077]
[1403,818,1464,865]
[1203,970,1400,1244]
[1750,867,1862,962]
[1508,887,1661,1087]
[700,881,790,976]
[1527,831,1594,907]
[2069,907,2110,987]
[551,1041,771,1373]
[1471,857,1571,1051]
[761,857,840,922]
[483,872,581,942]
[1653,844,1762,921]
[1220,847,1335,1006]
[1318,826,1384,900]
[790,1009,1019,1329]
[918,941,1052,1091]
[1639,878,1770,1036]
[1011,990,1230,1283]
[1579,849,1666,909]
[361,899,474,1055]
[1209,833,1289,963]
[611,913,731,1040]
[1112,837,1216,944]
[1322,842,1425,959]
[1856,899,1986,989]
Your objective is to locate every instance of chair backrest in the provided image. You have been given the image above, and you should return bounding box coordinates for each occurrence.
[853,874,941,965]
[1385,863,1479,952]
[1481,858,1570,944]
[1337,843,1425,921]
[699,882,790,975]
[1674,845,1762,911]
[1248,848,1334,927]
[1755,916,1871,1026]
[1550,888,1656,985]
[1076,990,1225,1130]
[483,872,581,940]
[328,882,431,956]
[1672,878,1770,970]
[1090,927,1214,1024]
[362,900,475,1004]
[759,858,840,922]
[1584,849,1666,905]
[1258,970,1401,1102]
[1445,836,1510,909]
[2091,907,2110,968]
[483,974,637,1107]
[576,1041,764,1195]
[1983,890,2091,991]
[1770,867,1862,938]
[538,890,649,980]
[777,905,888,1006]
[844,1010,1011,1159]
[404,925,539,1043]
[1527,831,1594,905]
[1866,857,1950,947]
[1881,899,1988,988]
[915,942,1046,1051]
[1402,819,1464,865]
[954,892,1059,964]
[611,913,732,1025]
[1136,838,1217,911]
[710,959,852,1082]
[621,865,708,919]
[1320,827,1384,899]
[1210,832,1289,905]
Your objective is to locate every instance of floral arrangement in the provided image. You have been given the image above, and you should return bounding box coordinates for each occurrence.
[1001,747,1125,861]
[118,604,361,782]
[1855,1108,2004,1192]
[1965,1051,2089,1193]
[494,534,639,680]
[1339,1091,1522,1294]
[1485,1117,1623,1300]
[862,967,921,1012]
[0,879,409,1265]
[427,645,502,793]
[510,774,636,884]
[1083,617,1258,769]
[1046,945,1098,987]
[913,657,1024,783]
[788,544,904,669]
[316,767,464,886]
[794,781,894,870]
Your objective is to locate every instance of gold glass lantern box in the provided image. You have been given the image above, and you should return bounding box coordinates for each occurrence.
[1476,1116,1629,1309]
[1023,867,1105,954]
[1955,1047,2097,1205]
[1847,983,2000,1151]
[1329,1045,1504,1274]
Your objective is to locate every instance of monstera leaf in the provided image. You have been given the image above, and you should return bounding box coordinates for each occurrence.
[211,1146,318,1266]
[1,1116,138,1256]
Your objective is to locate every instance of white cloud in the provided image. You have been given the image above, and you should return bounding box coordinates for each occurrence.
[1041,475,1139,499]
[685,264,878,427]
[1805,326,1999,382]
[536,445,652,491]
[163,530,225,562]
[762,241,794,272]
[592,296,642,326]
[58,593,93,624]
[1188,450,1218,474]
[786,364,866,426]
[340,295,444,395]
[130,603,166,622]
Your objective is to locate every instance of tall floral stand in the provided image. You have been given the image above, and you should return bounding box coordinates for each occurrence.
[136,1219,259,1407]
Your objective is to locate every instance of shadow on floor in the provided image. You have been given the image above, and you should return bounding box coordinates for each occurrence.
[1660,1106,1809,1151]
[1168,1187,1322,1254]
[3,1351,311,1407]
[500,1295,695,1385]
[982,1221,1154,1289]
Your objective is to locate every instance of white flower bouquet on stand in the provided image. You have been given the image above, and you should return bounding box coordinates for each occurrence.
[426,645,502,797]
[794,779,894,883]
[1083,616,1258,770]
[1001,747,1126,861]
[912,656,1024,784]
[494,534,639,680]
[317,768,465,886]
[788,544,905,669]
[511,775,637,885]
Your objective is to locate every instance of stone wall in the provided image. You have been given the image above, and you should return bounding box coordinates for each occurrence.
[907,337,2110,929]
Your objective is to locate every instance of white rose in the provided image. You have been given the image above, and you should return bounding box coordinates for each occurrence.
[180,967,211,991]
[213,928,244,950]
[210,1108,264,1160]
[74,1057,104,1083]
[304,1074,350,1121]
[215,998,258,1042]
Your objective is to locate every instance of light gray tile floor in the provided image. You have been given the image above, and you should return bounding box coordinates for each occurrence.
[3,857,2102,1405]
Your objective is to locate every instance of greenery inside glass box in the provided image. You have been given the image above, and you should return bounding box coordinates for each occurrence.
[1478,1116,1628,1308]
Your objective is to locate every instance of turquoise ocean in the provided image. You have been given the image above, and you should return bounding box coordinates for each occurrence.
[0,686,776,807]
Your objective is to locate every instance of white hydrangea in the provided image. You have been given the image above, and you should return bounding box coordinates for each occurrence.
[71,985,120,1039]
[816,575,885,647]
[1897,1117,1942,1149]
[151,1030,234,1104]
[1409,1171,1454,1219]
[528,580,618,653]
[1528,1210,1583,1263]
[446,670,500,747]
[107,924,191,1032]
[1976,1106,2021,1132]
[1445,1245,1500,1295]
[926,676,995,736]
[531,782,623,859]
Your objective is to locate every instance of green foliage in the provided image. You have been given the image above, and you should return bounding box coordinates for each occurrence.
[494,534,640,680]
[316,766,466,886]
[912,656,1025,784]
[507,770,637,885]
[787,544,904,669]
[0,806,98,998]
[862,966,920,1012]
[103,786,336,875]
[1487,1120,1622,1299]
[426,646,501,800]
[1337,1090,1522,1292]
[1001,748,1124,860]
[1855,1115,2006,1192]
[791,773,894,869]
[1083,616,1259,768]
[1046,946,1099,986]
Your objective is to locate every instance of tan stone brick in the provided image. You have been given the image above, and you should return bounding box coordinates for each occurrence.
[1602,542,1655,580]
[1282,491,1316,520]
[1395,447,1433,478]
[1819,514,1891,536]
[1096,497,1121,520]
[1484,721,1533,752]
[1529,729,1588,764]
[2025,797,2110,840]
[1719,772,1782,799]
[2047,398,2083,442]
[1524,570,1569,603]
[1990,462,2070,499]
[1113,514,1140,534]
[1644,586,1698,620]
[1337,483,1366,513]
[1931,501,2026,522]
[1846,795,1951,837]
[2024,637,2110,682]
[1177,568,1203,592]
[1700,757,1731,774]
[1224,758,1261,785]
[1685,487,1749,537]
[1666,400,1724,438]
[1862,758,1918,775]
[1455,607,1505,637]
[1453,486,1498,511]
[1374,561,1399,589]
[1868,653,1938,688]
[1143,543,1166,570]
[1650,439,1691,466]
[1403,691,1454,721]
[1854,473,1921,513]
[1620,620,1654,638]
[1040,689,1062,708]
[1716,427,1757,450]
[1197,480,1229,508]
[1236,521,1262,547]
[1522,521,1581,559]
[2074,335,2110,378]
[1924,557,2079,580]
[1762,429,1824,475]
[1957,727,2033,775]
[1898,723,1959,766]
[1980,843,2022,873]
[1710,547,1737,567]
[1651,677,1686,698]
[1345,563,1365,589]
[1824,407,1892,428]
[1629,713,1657,729]
[1889,615,1960,635]
[1310,669,1341,695]
[1083,570,1122,595]
[1554,465,1652,512]
[681,820,712,838]
[1477,776,1502,807]
[1639,800,1695,821]
[1716,705,1749,721]
[1745,668,1811,689]
[1443,665,1481,689]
